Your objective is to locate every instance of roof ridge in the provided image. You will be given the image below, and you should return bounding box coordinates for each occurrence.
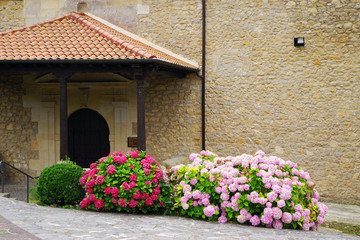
[68,12,155,59]
[84,12,199,68]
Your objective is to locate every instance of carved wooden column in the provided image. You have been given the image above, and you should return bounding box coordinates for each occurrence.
[132,64,150,151]
[53,70,73,160]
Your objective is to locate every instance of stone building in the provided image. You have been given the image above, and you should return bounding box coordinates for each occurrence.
[0,0,359,205]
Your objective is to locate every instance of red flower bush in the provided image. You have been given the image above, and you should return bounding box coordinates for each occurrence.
[79,150,171,213]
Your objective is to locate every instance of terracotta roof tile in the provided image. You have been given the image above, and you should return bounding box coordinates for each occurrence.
[0,12,198,70]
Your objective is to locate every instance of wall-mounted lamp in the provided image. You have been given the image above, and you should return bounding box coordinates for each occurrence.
[294,37,305,47]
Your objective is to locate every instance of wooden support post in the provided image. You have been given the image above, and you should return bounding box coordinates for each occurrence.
[132,64,150,151]
[53,71,73,160]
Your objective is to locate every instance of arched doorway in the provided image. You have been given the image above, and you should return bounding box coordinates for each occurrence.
[68,109,110,168]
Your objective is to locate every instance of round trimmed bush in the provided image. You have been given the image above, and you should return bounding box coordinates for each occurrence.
[79,150,171,213]
[167,150,328,231]
[37,162,85,206]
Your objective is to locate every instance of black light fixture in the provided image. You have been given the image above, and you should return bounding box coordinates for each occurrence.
[294,37,305,46]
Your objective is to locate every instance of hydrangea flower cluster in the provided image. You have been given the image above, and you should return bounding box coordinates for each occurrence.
[79,150,171,213]
[167,150,327,231]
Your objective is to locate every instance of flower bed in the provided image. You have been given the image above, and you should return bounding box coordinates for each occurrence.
[79,151,171,214]
[166,150,327,231]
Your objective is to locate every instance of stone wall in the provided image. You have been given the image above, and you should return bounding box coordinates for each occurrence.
[0,0,24,31]
[0,0,359,204]
[138,0,360,205]
[146,74,202,162]
[0,74,38,182]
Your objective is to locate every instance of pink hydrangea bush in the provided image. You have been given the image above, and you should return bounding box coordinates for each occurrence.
[79,150,171,213]
[167,150,327,231]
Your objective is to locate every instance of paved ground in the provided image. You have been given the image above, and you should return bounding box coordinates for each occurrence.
[0,197,359,240]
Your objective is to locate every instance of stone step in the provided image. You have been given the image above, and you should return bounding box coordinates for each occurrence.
[0,192,10,198]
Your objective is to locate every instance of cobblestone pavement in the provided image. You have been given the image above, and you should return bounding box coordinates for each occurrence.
[0,197,359,240]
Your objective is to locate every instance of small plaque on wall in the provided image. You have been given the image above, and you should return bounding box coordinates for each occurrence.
[128,137,138,148]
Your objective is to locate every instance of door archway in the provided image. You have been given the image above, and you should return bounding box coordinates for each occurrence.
[68,108,110,168]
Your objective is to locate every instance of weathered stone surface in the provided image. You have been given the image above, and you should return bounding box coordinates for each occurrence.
[0,74,39,182]
[138,0,360,205]
[145,74,202,163]
[0,0,359,205]
[162,156,190,168]
[0,0,24,31]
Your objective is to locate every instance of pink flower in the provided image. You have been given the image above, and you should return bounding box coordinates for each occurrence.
[267,191,277,202]
[145,198,153,206]
[144,169,151,175]
[250,215,260,226]
[154,188,161,195]
[272,219,283,229]
[184,191,193,199]
[159,201,164,207]
[292,212,301,221]
[220,193,229,201]
[129,174,137,182]
[119,156,128,164]
[281,212,292,224]
[88,179,95,187]
[294,204,303,212]
[104,186,112,195]
[86,188,93,194]
[95,175,105,185]
[90,163,98,169]
[121,181,130,191]
[111,198,118,204]
[99,157,107,163]
[239,176,247,184]
[203,205,216,217]
[131,152,139,159]
[237,214,247,223]
[113,156,122,164]
[94,199,105,209]
[192,190,202,200]
[91,168,99,175]
[111,187,119,198]
[106,165,116,175]
[261,215,273,225]
[317,215,325,225]
[140,193,149,200]
[279,190,292,200]
[151,194,158,201]
[130,164,135,169]
[277,200,285,208]
[264,208,273,217]
[89,194,96,202]
[129,181,136,189]
[145,180,151,185]
[272,207,282,220]
[302,222,310,231]
[152,178,158,184]
[190,178,198,185]
[79,199,89,209]
[202,198,210,206]
[129,200,138,208]
[218,216,227,223]
[193,201,198,206]
[79,176,87,185]
[133,190,141,199]
[118,199,127,207]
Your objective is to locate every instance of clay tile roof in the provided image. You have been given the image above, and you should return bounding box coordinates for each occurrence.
[0,12,198,70]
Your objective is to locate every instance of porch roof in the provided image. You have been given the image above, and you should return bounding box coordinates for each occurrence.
[0,11,198,72]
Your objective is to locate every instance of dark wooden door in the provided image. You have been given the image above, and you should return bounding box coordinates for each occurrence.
[68,109,110,168]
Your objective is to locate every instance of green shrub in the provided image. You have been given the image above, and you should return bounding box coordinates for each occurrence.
[79,150,172,214]
[37,161,85,206]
